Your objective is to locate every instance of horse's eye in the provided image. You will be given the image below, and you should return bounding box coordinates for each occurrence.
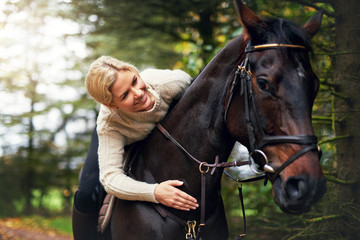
[257,78,270,92]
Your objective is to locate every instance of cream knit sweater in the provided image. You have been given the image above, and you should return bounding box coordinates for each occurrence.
[96,69,191,203]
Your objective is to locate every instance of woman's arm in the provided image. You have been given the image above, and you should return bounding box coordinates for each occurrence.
[98,128,157,202]
[97,126,198,211]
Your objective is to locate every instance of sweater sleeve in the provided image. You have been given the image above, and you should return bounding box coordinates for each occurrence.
[141,69,191,104]
[97,124,159,203]
[163,69,192,102]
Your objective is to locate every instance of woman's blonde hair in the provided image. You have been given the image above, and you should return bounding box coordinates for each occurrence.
[85,56,139,105]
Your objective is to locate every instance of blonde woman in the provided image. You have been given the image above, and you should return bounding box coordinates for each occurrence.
[72,56,198,239]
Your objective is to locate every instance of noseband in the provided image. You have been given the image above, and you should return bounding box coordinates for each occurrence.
[224,42,319,181]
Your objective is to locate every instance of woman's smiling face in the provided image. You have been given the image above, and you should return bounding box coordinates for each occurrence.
[108,70,155,112]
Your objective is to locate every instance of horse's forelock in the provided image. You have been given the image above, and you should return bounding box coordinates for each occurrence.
[256,18,312,52]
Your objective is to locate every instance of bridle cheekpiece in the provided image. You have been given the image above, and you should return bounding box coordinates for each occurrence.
[224,41,320,182]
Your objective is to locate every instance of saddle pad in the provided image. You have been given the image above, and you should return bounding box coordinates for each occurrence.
[98,193,115,233]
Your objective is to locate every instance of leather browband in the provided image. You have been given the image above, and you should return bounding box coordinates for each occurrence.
[245,43,306,53]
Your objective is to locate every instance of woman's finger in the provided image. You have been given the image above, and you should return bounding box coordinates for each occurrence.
[156,180,199,211]
[173,191,198,209]
[177,190,197,203]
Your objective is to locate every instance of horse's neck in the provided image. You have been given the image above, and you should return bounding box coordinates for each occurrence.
[162,35,246,162]
[131,35,246,186]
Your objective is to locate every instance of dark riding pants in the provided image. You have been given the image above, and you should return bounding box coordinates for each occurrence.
[74,128,101,214]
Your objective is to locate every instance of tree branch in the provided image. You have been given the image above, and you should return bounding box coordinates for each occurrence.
[318,134,351,145]
[286,0,335,18]
[325,174,358,185]
[312,116,333,122]
[305,215,341,222]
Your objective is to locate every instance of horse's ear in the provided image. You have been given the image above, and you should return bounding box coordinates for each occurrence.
[302,10,324,39]
[234,0,264,39]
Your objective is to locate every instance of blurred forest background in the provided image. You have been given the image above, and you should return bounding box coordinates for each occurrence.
[0,0,359,239]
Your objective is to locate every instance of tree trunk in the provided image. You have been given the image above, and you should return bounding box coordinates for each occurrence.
[332,0,360,238]
[24,98,35,215]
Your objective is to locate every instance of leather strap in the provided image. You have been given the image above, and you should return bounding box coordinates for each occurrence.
[153,204,188,227]
[245,43,306,53]
[156,123,250,170]
[198,172,206,238]
[270,144,318,181]
[259,135,318,149]
[234,185,246,239]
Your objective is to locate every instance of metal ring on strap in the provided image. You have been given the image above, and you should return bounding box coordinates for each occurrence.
[199,162,210,174]
[248,150,267,175]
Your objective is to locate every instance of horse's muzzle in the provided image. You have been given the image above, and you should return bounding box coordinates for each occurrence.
[273,175,326,214]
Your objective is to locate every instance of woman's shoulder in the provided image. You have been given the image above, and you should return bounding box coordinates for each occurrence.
[141,69,191,103]
[96,105,121,130]
[140,68,191,86]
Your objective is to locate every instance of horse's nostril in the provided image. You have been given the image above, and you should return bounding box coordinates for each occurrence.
[285,176,308,200]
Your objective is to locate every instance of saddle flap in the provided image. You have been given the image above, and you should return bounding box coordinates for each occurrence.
[98,194,115,233]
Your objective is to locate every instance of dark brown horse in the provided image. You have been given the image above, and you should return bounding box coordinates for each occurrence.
[103,1,326,239]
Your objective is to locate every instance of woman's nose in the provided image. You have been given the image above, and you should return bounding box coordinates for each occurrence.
[132,87,143,99]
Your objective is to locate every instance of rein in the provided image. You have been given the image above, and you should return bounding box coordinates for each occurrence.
[156,124,250,173]
[156,123,249,240]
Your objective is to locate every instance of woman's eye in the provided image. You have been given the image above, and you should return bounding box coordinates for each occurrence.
[132,77,137,85]
[121,92,128,101]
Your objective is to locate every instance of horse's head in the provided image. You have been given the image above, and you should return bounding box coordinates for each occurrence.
[226,1,326,214]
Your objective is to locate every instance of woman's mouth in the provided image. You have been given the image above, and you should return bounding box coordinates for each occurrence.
[139,93,147,104]
[134,90,154,111]
[134,91,146,105]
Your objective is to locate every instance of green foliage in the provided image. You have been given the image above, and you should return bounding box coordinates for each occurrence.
[0,156,23,217]
[31,189,64,213]
[0,0,94,216]
[62,0,240,73]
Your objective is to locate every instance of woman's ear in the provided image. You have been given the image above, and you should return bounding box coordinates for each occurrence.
[105,102,117,109]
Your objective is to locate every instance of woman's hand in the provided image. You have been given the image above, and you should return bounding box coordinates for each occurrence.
[154,180,199,211]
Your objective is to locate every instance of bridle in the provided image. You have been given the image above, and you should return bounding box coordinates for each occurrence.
[224,42,320,182]
[152,42,321,240]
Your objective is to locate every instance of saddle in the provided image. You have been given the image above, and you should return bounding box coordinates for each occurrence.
[97,140,147,233]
